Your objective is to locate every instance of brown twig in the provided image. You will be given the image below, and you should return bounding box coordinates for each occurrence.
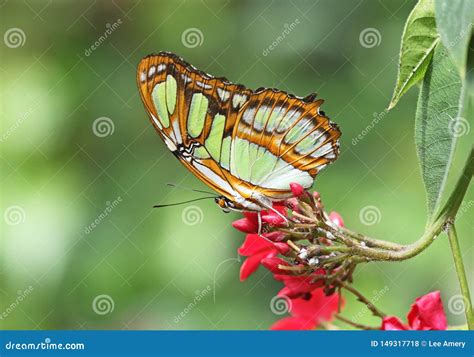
[335,314,380,330]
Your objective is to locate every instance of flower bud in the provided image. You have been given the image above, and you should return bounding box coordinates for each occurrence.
[262,214,285,226]
[232,218,258,233]
[261,257,288,273]
[274,242,290,255]
[329,211,344,228]
[263,231,287,242]
[289,182,305,197]
[285,198,300,212]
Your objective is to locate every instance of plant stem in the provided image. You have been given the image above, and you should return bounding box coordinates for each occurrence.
[336,225,404,251]
[335,314,379,330]
[324,147,473,262]
[436,147,474,222]
[447,224,474,330]
[341,282,386,318]
[349,216,446,261]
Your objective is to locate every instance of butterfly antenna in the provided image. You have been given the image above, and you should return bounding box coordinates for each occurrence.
[153,196,216,208]
[166,182,216,196]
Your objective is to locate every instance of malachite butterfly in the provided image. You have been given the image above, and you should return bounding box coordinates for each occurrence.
[137,52,341,213]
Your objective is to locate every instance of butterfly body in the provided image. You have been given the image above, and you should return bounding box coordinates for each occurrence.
[137,52,341,212]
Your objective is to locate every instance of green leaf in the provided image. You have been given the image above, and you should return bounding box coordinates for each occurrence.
[389,0,439,110]
[465,28,474,112]
[415,43,463,221]
[435,0,474,77]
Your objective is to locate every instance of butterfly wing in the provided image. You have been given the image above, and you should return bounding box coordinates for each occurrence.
[137,52,251,202]
[230,89,340,199]
[137,52,341,209]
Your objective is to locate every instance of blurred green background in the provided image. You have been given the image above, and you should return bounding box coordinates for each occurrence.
[1,0,472,330]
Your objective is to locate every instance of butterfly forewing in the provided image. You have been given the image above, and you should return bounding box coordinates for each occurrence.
[137,53,248,200]
[137,52,341,210]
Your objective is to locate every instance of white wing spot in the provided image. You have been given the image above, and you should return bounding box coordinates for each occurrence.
[172,120,183,144]
[316,163,327,172]
[150,113,162,130]
[140,71,146,83]
[157,64,166,73]
[163,135,177,151]
[232,94,248,109]
[148,66,156,78]
[242,107,256,124]
[311,142,334,158]
[254,105,271,131]
[181,74,192,84]
[277,109,300,133]
[196,81,212,90]
[217,88,230,102]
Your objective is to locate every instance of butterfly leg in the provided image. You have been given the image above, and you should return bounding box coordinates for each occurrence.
[252,193,289,227]
[257,211,262,235]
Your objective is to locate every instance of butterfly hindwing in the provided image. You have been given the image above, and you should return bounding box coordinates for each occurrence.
[230,89,340,196]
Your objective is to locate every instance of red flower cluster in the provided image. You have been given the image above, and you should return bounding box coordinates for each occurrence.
[382,291,447,330]
[232,183,450,331]
[232,184,344,330]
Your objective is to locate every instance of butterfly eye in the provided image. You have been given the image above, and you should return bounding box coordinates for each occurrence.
[215,197,233,213]
[215,197,226,208]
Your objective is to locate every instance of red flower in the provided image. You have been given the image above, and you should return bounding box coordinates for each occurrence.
[232,204,287,234]
[381,291,447,330]
[233,184,347,331]
[271,289,342,330]
[238,234,289,281]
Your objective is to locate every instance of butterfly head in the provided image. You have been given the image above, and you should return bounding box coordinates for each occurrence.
[214,196,239,213]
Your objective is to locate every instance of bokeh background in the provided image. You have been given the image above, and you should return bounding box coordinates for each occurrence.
[1,0,472,330]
